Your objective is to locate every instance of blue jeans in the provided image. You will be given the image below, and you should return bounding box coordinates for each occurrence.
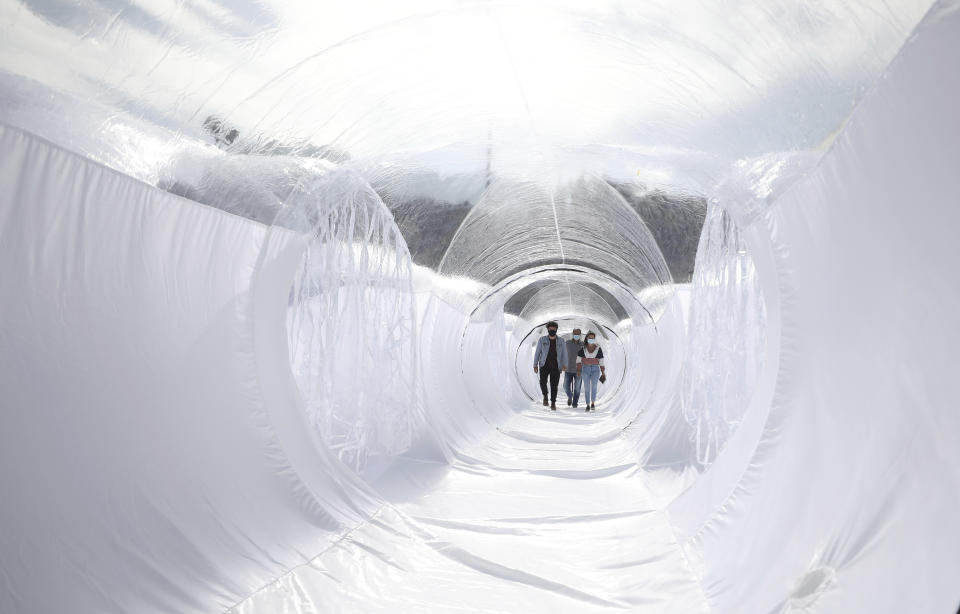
[563,372,582,405]
[581,365,601,405]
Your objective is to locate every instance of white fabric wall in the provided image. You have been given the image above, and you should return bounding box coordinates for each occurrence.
[0,124,379,614]
[670,4,960,612]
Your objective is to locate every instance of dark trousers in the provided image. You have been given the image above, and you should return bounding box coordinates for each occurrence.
[538,364,561,402]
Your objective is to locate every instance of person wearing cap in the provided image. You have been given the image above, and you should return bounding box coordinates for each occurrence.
[563,328,584,408]
[532,321,567,410]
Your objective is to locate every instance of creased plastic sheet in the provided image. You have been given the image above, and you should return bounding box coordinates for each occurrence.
[0,123,381,613]
[670,4,960,612]
[236,412,709,613]
[681,203,766,467]
[283,169,419,476]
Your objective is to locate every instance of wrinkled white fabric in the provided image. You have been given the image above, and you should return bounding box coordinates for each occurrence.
[0,125,379,613]
[670,5,960,612]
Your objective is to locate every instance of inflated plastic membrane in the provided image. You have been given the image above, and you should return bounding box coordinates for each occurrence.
[1,1,958,612]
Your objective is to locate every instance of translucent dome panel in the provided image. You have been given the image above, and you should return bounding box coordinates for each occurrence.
[0,0,931,200]
[439,175,672,292]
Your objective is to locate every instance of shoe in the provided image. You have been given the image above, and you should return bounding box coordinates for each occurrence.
[567,398,572,406]
[584,406,588,412]
[543,397,548,407]
[590,403,596,411]
[572,403,578,409]
[550,402,557,411]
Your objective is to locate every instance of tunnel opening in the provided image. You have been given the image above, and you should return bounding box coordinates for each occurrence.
[512,320,627,406]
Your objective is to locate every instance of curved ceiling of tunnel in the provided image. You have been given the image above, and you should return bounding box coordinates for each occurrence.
[218,3,929,175]
[437,175,672,295]
[217,2,930,286]
[518,281,619,328]
[0,1,931,287]
[504,278,630,321]
[480,266,655,334]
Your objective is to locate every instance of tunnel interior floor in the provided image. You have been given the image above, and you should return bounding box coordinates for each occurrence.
[235,403,709,613]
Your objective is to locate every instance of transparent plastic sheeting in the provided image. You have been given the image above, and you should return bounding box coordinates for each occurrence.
[439,176,673,297]
[681,204,766,467]
[283,170,418,475]
[1,3,959,614]
[0,0,932,198]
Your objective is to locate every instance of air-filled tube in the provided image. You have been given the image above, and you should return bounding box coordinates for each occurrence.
[1,1,958,613]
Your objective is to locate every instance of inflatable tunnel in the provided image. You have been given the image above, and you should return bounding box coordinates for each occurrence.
[1,1,958,612]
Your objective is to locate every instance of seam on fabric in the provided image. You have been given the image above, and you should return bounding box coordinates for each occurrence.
[0,120,271,229]
[222,502,392,612]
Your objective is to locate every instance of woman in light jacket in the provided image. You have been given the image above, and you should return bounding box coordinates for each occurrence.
[576,331,606,412]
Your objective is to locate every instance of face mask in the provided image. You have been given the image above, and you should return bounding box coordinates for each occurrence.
[548,329,557,336]
[587,338,596,345]
[572,334,581,340]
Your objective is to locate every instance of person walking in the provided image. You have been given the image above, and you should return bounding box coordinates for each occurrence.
[533,321,567,410]
[563,328,584,408]
[576,331,606,412]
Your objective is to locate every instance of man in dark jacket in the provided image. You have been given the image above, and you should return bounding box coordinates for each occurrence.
[532,321,567,410]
